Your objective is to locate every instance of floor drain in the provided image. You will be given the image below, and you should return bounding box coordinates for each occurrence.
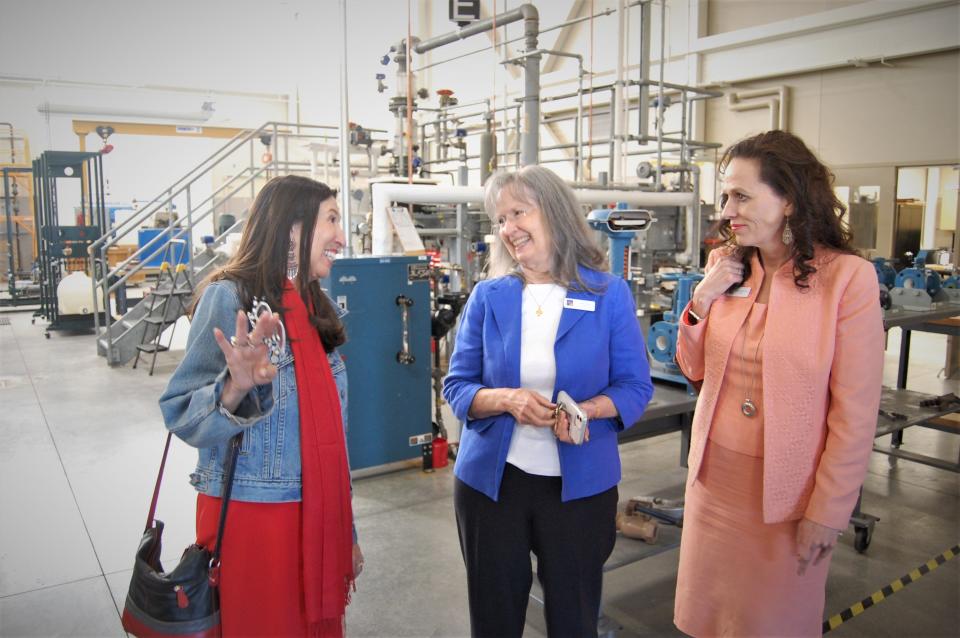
[0,317,11,326]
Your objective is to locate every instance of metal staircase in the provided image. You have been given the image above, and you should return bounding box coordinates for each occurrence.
[89,122,342,365]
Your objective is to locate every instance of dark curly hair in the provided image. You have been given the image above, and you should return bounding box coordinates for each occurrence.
[717,130,857,288]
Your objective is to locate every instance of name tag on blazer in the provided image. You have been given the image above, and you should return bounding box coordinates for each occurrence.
[725,286,751,298]
[564,298,596,312]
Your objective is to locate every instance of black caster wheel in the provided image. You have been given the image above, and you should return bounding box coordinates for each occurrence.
[31,318,35,325]
[854,526,872,553]
[45,332,51,339]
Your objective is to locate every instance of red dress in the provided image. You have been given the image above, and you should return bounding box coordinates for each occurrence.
[196,495,328,637]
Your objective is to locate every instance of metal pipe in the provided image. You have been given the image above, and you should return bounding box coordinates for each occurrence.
[655,0,667,190]
[414,3,536,54]
[413,4,539,166]
[627,134,721,149]
[613,0,626,182]
[412,3,636,73]
[339,0,353,255]
[370,182,695,254]
[727,86,789,130]
[637,1,652,144]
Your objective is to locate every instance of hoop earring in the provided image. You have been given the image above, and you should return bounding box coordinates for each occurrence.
[782,223,794,245]
[287,240,298,280]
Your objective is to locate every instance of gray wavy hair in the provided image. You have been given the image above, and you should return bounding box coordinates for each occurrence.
[484,165,607,291]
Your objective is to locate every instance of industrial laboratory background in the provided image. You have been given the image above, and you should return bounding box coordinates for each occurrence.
[0,0,958,636]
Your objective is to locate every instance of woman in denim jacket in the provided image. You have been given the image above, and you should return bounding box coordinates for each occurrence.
[160,175,360,637]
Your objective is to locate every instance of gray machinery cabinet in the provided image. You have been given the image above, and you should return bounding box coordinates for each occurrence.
[326,255,432,471]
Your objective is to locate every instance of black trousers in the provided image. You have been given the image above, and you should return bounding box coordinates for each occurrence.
[454,463,618,638]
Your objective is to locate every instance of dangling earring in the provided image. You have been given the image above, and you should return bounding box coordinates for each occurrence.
[287,238,298,280]
[782,223,794,245]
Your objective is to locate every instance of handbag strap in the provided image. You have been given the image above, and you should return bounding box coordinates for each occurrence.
[145,431,243,564]
[210,434,242,564]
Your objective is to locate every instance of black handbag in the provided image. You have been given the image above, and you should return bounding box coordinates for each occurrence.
[121,433,241,638]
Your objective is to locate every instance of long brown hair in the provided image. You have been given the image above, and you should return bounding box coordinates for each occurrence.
[194,175,345,351]
[484,165,607,292]
[717,130,856,288]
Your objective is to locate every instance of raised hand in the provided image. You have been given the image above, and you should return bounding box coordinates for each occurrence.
[213,309,282,412]
[691,255,745,316]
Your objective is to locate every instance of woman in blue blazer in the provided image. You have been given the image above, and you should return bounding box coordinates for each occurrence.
[443,166,654,637]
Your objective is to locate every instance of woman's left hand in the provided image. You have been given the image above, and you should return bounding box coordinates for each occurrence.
[352,543,364,578]
[795,517,841,576]
[554,409,590,445]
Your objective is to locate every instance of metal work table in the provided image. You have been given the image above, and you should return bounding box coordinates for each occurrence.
[873,386,960,473]
[620,382,697,467]
[850,386,960,552]
[884,304,960,391]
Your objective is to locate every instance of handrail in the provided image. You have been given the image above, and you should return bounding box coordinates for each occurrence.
[102,164,271,295]
[104,166,257,278]
[91,121,342,362]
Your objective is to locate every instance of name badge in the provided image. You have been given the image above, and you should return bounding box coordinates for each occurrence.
[564,298,596,312]
[725,286,751,298]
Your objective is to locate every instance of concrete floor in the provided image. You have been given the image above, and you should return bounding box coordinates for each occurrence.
[1,307,958,637]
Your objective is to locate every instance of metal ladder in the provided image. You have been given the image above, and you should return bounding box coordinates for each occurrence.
[132,240,193,375]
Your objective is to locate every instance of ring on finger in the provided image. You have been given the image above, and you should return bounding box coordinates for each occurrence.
[230,336,254,348]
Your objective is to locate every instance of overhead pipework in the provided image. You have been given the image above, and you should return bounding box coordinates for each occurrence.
[413,3,540,167]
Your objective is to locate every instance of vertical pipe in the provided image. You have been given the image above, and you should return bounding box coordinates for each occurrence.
[575,59,584,181]
[185,186,194,271]
[612,0,626,181]
[608,86,617,180]
[480,131,496,185]
[456,165,468,291]
[339,0,354,256]
[691,165,701,270]
[520,7,540,166]
[638,0,651,142]
[654,0,666,190]
[3,171,14,285]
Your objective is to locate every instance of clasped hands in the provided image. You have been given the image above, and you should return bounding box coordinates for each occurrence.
[501,388,590,444]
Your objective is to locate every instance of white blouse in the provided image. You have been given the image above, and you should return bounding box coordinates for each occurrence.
[505,283,565,476]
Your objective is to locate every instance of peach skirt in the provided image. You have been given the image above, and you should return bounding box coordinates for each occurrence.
[674,440,831,637]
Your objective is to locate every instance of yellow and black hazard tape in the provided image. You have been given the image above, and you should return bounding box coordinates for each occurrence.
[823,543,959,633]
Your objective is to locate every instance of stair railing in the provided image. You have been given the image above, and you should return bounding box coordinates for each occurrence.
[89,121,341,362]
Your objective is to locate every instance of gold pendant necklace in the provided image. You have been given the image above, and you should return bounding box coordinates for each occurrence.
[739,312,765,418]
[527,284,557,318]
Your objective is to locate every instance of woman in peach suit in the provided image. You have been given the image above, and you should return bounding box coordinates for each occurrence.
[673,131,884,637]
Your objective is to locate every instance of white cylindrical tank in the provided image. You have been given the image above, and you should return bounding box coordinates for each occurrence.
[57,271,104,315]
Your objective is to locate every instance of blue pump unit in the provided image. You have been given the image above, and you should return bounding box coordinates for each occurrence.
[872,258,897,289]
[586,204,654,278]
[647,273,703,393]
[324,256,432,471]
[894,250,942,296]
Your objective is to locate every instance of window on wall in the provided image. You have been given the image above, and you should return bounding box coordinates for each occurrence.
[894,166,958,267]
[847,186,878,251]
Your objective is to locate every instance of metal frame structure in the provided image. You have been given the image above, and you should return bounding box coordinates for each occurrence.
[2,166,38,305]
[32,150,106,334]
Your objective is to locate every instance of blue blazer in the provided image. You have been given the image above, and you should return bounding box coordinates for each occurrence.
[443,266,653,502]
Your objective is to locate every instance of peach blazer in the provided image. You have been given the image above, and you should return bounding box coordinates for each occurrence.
[677,246,884,529]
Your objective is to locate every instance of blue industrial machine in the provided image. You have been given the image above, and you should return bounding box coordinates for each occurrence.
[138,227,190,268]
[586,204,654,278]
[325,255,433,472]
[647,272,703,393]
[872,257,897,289]
[894,250,941,296]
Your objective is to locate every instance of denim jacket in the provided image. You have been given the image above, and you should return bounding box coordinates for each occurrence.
[159,280,350,505]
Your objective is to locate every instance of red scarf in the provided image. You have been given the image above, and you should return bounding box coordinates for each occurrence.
[282,283,354,636]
